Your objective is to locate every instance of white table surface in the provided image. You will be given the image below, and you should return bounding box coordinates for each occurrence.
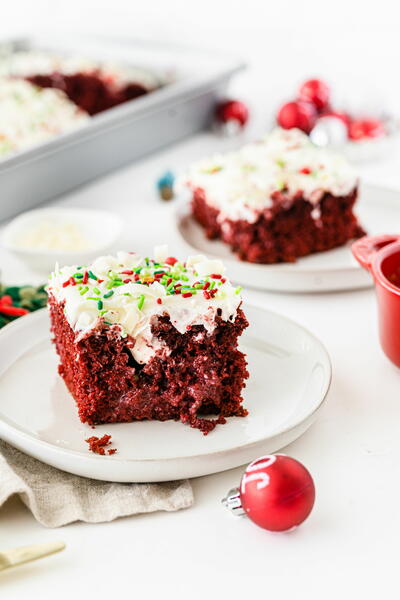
[1,128,400,599]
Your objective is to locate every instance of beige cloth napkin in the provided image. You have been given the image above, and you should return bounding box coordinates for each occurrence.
[0,440,193,528]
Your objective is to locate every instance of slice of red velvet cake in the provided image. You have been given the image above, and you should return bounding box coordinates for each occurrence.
[47,248,249,435]
[183,128,365,264]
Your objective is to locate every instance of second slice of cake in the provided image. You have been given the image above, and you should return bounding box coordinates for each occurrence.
[183,128,365,263]
[47,248,249,435]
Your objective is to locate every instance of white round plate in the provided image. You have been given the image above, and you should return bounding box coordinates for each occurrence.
[174,183,400,292]
[0,307,331,482]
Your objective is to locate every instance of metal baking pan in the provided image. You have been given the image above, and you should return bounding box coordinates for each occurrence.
[0,34,245,220]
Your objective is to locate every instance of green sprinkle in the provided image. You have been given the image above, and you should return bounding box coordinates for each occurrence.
[79,286,89,295]
[109,270,122,281]
[104,320,113,326]
[87,296,99,301]
[97,300,103,310]
[88,271,97,280]
[134,267,142,273]
[93,287,100,295]
[235,286,243,295]
[194,283,204,289]
[73,272,83,279]
[154,270,165,275]
[103,290,114,298]
[210,280,216,289]
[123,293,132,297]
[99,309,108,316]
[181,275,189,281]
[276,158,286,168]
[201,165,223,174]
[166,282,175,291]
[145,258,150,266]
[137,294,145,310]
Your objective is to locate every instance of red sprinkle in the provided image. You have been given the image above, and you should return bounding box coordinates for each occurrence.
[203,281,210,290]
[221,277,226,283]
[82,271,89,284]
[123,278,131,284]
[97,279,104,284]
[167,278,173,286]
[0,295,13,305]
[62,280,70,288]
[69,277,76,286]
[210,274,222,279]
[134,274,140,281]
[182,292,192,298]
[108,448,117,455]
[165,257,178,266]
[157,298,162,304]
[0,305,29,316]
[299,167,312,174]
[203,291,211,300]
[121,270,133,275]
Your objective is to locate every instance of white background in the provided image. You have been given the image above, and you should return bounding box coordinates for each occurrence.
[1,2,400,598]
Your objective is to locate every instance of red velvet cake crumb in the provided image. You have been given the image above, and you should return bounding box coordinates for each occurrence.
[85,434,115,455]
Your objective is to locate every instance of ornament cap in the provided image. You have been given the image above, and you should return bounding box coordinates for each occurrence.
[221,487,245,516]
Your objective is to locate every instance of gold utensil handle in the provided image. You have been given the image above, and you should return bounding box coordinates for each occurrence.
[0,541,65,571]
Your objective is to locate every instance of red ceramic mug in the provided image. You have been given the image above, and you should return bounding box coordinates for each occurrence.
[352,234,400,367]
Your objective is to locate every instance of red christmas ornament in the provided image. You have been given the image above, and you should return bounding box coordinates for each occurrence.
[277,101,316,134]
[222,455,315,532]
[216,100,249,127]
[298,79,330,111]
[348,118,386,141]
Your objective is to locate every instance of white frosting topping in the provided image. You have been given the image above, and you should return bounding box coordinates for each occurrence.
[0,77,88,157]
[182,128,358,224]
[47,249,242,365]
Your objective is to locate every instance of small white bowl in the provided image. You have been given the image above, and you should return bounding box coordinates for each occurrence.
[2,207,124,273]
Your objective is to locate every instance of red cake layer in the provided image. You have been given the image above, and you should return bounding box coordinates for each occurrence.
[27,73,148,115]
[192,187,365,264]
[49,295,249,435]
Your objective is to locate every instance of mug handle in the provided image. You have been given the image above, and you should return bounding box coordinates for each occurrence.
[352,234,400,273]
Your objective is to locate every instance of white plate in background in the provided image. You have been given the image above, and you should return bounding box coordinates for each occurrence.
[0,305,331,482]
[174,183,400,292]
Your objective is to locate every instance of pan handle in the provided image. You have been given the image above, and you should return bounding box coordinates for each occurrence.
[352,234,400,273]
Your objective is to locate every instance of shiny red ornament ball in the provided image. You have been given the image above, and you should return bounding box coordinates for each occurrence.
[277,101,316,133]
[348,118,386,141]
[239,455,315,531]
[298,79,330,111]
[216,100,249,127]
